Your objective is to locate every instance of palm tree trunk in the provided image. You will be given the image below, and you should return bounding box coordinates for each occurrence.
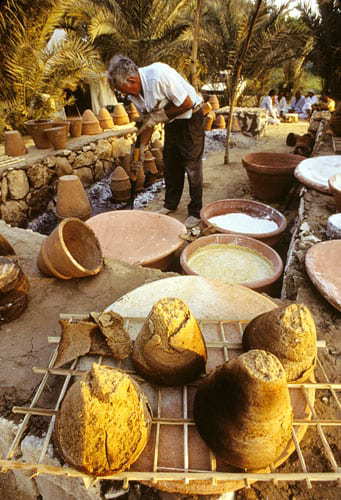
[190,0,203,91]
[224,0,264,165]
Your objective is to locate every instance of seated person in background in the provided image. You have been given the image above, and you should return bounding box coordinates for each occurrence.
[301,89,319,118]
[260,89,280,124]
[313,93,336,113]
[289,90,306,116]
[277,91,289,116]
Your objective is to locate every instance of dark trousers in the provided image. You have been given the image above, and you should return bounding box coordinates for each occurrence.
[163,110,205,218]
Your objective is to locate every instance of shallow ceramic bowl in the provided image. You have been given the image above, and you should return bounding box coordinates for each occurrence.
[200,199,287,247]
[180,233,283,294]
[86,210,186,270]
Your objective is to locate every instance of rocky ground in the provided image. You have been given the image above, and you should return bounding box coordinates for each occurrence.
[1,120,340,500]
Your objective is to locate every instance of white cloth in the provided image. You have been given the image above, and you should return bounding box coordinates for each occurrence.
[290,96,306,114]
[129,62,202,120]
[277,96,288,114]
[260,95,280,123]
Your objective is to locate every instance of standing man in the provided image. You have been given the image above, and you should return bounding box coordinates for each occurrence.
[107,55,204,229]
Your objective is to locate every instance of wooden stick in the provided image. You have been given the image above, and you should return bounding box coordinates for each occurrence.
[291,427,312,489]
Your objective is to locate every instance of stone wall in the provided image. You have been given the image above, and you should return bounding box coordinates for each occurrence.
[0,130,135,227]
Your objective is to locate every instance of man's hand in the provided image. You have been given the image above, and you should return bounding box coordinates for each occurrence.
[137,108,168,136]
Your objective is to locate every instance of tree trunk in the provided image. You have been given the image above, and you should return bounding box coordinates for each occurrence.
[190,0,203,91]
[224,0,264,165]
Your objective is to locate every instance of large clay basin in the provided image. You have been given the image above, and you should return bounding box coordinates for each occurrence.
[242,152,305,202]
[37,218,103,279]
[86,210,186,270]
[200,199,287,247]
[180,233,283,294]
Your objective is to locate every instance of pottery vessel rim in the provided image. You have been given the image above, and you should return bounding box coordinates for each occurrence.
[328,173,341,191]
[242,152,306,175]
[57,218,103,273]
[200,199,287,239]
[180,233,283,291]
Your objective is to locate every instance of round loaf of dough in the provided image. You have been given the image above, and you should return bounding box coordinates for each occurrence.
[243,303,317,382]
[132,297,207,385]
[194,350,293,469]
[54,364,151,475]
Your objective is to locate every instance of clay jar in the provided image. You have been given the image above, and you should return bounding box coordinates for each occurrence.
[52,120,70,136]
[127,102,140,122]
[4,131,27,156]
[45,126,68,150]
[0,256,29,323]
[214,115,226,129]
[208,94,220,110]
[110,166,131,202]
[37,218,103,279]
[112,104,130,125]
[294,134,314,157]
[82,109,102,135]
[24,119,54,149]
[328,173,341,211]
[204,113,214,131]
[143,150,158,175]
[98,107,114,129]
[68,117,82,137]
[135,164,145,192]
[242,152,306,202]
[56,175,92,220]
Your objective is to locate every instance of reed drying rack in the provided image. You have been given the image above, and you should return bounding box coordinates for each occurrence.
[1,313,340,493]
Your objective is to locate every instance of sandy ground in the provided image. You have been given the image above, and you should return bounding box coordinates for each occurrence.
[1,120,340,499]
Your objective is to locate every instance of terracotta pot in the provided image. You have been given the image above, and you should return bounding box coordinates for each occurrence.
[82,120,102,135]
[113,104,130,125]
[143,150,158,174]
[200,199,287,247]
[110,167,131,202]
[204,115,214,131]
[127,103,140,122]
[135,164,145,192]
[214,115,226,129]
[68,117,82,137]
[208,95,220,110]
[294,134,314,157]
[286,132,299,147]
[4,131,27,157]
[98,107,114,129]
[242,152,306,202]
[180,233,283,294]
[201,101,212,116]
[56,175,92,220]
[24,119,54,149]
[37,218,103,279]
[45,126,68,150]
[328,173,341,212]
[0,256,29,323]
[82,109,97,121]
[52,120,70,136]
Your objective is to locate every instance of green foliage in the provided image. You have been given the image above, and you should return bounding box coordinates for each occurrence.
[0,0,101,135]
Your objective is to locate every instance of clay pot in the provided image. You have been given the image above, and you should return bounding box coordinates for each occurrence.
[82,120,102,135]
[56,175,92,220]
[143,150,158,174]
[68,117,82,137]
[328,173,341,212]
[45,126,68,150]
[204,114,214,131]
[37,218,103,280]
[135,164,145,192]
[242,152,306,202]
[0,256,29,323]
[4,131,27,157]
[52,120,70,136]
[286,132,299,147]
[98,107,114,129]
[294,134,314,157]
[119,154,131,176]
[201,101,212,116]
[24,119,54,149]
[180,233,283,295]
[127,103,140,122]
[82,109,97,121]
[200,199,287,247]
[110,166,131,202]
[113,104,130,125]
[214,115,226,129]
[208,94,220,110]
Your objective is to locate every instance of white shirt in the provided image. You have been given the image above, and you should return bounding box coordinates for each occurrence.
[278,96,288,113]
[129,62,202,120]
[260,95,278,119]
[290,96,306,113]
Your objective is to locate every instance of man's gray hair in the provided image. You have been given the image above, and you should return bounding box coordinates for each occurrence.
[107,55,139,88]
